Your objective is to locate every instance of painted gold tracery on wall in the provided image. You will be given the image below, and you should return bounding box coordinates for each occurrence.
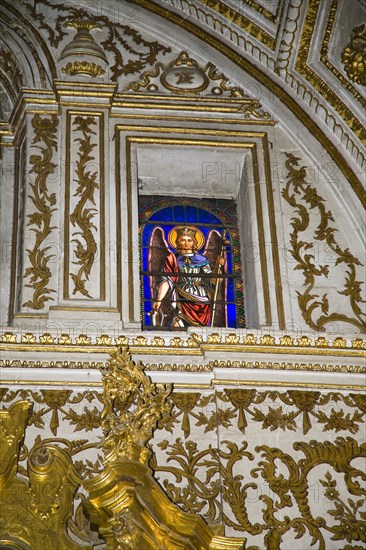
[282,152,366,333]
[65,113,104,299]
[23,114,59,310]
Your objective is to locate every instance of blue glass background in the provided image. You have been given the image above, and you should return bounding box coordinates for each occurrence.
[140,201,238,328]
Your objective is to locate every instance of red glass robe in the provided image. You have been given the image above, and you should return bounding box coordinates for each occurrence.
[161,252,212,326]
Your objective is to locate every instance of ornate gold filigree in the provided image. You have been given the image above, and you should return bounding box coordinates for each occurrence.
[0,400,32,479]
[154,430,366,548]
[1,388,103,438]
[85,347,246,548]
[26,0,171,80]
[125,50,271,119]
[0,400,86,549]
[23,114,58,309]
[62,61,105,77]
[342,24,366,86]
[69,115,99,297]
[282,152,366,333]
[162,389,366,439]
[154,437,223,522]
[253,437,366,547]
[101,347,172,463]
[320,471,366,544]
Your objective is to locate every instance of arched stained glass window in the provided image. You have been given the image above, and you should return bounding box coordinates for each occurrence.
[139,196,245,329]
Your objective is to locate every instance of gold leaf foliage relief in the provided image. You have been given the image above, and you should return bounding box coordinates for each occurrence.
[23,114,58,309]
[101,347,172,464]
[26,0,171,80]
[0,401,89,550]
[160,390,366,438]
[153,389,366,547]
[1,388,104,481]
[342,24,366,86]
[282,152,366,333]
[70,115,99,297]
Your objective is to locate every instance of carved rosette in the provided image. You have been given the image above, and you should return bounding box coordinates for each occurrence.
[342,24,366,86]
[65,114,104,299]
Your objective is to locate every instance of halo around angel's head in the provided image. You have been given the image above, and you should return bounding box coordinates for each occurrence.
[168,225,205,251]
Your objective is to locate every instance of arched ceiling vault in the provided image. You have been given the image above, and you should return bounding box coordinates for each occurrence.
[0,0,364,207]
[130,0,366,207]
[0,3,56,88]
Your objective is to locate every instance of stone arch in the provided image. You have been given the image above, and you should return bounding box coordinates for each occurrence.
[0,3,56,92]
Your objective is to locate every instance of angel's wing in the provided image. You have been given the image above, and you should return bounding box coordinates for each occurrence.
[148,227,173,315]
[204,229,228,327]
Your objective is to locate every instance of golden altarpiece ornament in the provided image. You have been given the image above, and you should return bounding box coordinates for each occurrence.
[0,1,365,549]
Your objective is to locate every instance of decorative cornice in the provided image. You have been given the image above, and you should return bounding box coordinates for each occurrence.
[0,330,364,357]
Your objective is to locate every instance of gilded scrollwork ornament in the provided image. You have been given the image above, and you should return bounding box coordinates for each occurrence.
[154,431,366,548]
[23,114,59,309]
[69,115,99,297]
[0,400,89,549]
[26,0,171,81]
[253,437,366,547]
[282,152,366,333]
[85,348,246,548]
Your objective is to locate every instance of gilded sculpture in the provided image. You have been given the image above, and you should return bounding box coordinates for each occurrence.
[342,24,366,86]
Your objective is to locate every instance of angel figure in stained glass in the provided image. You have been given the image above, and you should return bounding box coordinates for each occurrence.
[149,225,227,327]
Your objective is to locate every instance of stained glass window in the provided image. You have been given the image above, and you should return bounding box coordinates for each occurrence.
[139,196,245,330]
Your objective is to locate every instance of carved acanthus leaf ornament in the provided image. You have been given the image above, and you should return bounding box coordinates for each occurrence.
[0,401,86,549]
